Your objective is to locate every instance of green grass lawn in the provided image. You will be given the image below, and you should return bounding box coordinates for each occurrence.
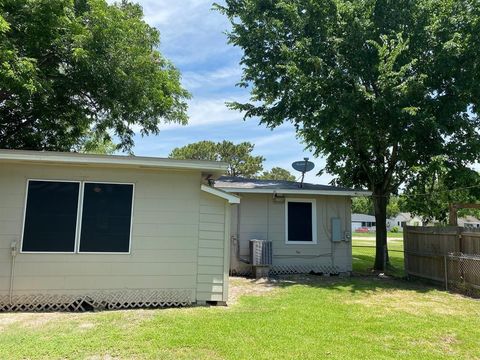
[1,276,479,359]
[353,231,404,239]
[352,238,405,277]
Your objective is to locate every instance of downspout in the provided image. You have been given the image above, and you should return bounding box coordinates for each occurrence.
[330,203,335,269]
[235,201,249,264]
[236,201,241,258]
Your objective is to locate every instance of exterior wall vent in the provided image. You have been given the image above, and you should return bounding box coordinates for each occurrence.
[249,239,273,266]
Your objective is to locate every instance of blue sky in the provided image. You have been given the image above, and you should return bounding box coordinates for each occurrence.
[128,0,331,184]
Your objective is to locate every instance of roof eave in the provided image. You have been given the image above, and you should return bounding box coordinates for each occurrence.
[201,184,241,204]
[216,187,371,197]
[0,150,228,175]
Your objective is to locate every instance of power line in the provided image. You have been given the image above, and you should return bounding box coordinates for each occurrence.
[402,184,480,197]
[370,183,480,198]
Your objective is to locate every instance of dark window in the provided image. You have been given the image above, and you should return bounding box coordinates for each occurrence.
[22,181,79,252]
[79,183,133,253]
[287,201,313,242]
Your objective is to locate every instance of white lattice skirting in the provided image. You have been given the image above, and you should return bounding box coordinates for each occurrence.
[231,264,341,276]
[0,289,192,312]
[270,264,340,275]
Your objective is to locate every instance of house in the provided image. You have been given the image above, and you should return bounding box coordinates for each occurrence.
[458,215,480,229]
[0,150,240,311]
[387,212,422,232]
[214,177,370,276]
[351,213,376,233]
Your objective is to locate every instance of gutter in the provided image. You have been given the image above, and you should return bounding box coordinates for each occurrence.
[0,150,228,174]
[216,187,371,197]
[200,185,240,204]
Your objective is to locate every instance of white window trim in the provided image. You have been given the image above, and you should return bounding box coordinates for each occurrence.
[20,179,81,254]
[20,179,134,255]
[77,181,135,255]
[285,198,317,245]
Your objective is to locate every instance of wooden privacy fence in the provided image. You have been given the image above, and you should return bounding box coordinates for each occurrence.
[404,226,480,294]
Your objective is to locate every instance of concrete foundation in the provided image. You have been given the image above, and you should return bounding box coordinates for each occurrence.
[253,266,270,279]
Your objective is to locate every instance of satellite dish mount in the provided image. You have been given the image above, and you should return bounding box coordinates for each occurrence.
[292,158,315,188]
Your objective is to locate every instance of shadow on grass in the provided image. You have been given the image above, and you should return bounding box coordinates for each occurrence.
[236,273,442,296]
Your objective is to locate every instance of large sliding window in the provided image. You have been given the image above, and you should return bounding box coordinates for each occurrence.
[21,180,134,253]
[285,198,317,244]
[79,183,133,253]
[22,180,80,252]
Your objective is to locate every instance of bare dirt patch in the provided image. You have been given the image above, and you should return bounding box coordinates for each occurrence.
[227,274,341,305]
[228,276,279,305]
[0,312,87,332]
[0,305,164,332]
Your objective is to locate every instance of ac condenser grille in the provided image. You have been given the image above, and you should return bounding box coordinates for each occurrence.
[249,239,273,266]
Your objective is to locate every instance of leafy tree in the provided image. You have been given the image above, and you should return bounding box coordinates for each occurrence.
[258,167,296,181]
[352,197,374,216]
[402,157,480,224]
[386,196,404,219]
[0,0,189,152]
[169,140,265,177]
[74,133,117,155]
[352,196,404,218]
[217,0,480,269]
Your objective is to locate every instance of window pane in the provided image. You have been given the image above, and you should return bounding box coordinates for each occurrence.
[22,181,79,252]
[79,183,133,252]
[287,202,313,242]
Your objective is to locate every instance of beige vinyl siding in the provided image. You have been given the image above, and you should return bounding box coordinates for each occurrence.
[231,193,352,273]
[196,192,228,302]
[0,162,205,301]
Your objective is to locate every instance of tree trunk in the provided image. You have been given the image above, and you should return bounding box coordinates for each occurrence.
[373,192,388,270]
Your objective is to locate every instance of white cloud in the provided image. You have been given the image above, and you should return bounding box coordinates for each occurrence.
[117,0,336,185]
[253,132,299,149]
[182,65,242,90]
[128,93,249,134]
[157,94,249,131]
[132,0,235,66]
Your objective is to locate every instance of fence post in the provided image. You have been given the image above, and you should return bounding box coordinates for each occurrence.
[444,255,448,291]
[404,227,408,279]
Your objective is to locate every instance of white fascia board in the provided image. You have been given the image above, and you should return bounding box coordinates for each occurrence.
[201,184,241,204]
[0,149,228,174]
[216,187,371,197]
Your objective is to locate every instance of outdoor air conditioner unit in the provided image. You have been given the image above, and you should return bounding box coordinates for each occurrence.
[249,239,273,266]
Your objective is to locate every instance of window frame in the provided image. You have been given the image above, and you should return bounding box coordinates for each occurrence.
[285,198,317,245]
[77,181,135,255]
[20,179,82,254]
[20,179,135,255]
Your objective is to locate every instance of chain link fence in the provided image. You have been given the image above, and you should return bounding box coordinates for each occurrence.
[446,253,480,297]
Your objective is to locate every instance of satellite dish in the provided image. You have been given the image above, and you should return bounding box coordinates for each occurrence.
[292,158,315,188]
[292,160,315,173]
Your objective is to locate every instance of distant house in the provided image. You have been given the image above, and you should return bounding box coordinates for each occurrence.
[387,212,422,232]
[351,213,376,233]
[458,215,480,229]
